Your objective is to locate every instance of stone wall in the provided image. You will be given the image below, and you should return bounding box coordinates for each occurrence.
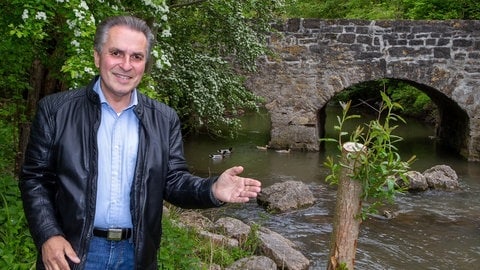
[246,19,480,161]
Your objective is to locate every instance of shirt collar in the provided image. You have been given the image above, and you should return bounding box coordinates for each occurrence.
[93,77,138,109]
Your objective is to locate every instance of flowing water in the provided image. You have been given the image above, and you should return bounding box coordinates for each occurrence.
[183,106,480,270]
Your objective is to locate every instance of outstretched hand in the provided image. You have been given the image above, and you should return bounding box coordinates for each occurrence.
[212,166,261,203]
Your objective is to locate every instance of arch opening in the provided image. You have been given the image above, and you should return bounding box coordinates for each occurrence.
[318,79,470,159]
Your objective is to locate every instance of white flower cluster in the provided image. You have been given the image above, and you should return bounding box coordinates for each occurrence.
[84,67,95,75]
[21,9,29,21]
[63,0,95,54]
[161,28,171,38]
[71,40,80,47]
[35,11,47,21]
[141,0,169,16]
[21,9,47,22]
[151,47,171,69]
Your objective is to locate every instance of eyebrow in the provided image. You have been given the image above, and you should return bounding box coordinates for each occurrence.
[108,47,146,57]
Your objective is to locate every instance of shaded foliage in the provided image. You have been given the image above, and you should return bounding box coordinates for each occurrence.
[285,0,480,20]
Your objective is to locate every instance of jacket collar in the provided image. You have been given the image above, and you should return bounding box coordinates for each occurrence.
[86,75,144,119]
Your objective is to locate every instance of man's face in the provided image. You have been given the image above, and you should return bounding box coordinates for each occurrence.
[94,25,147,100]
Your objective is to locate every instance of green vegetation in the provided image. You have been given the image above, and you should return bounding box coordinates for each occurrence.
[0,176,36,269]
[159,208,260,269]
[285,0,480,20]
[0,102,36,268]
[333,80,437,123]
[1,0,286,140]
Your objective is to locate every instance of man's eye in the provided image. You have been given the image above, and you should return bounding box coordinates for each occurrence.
[110,50,121,57]
[131,55,144,61]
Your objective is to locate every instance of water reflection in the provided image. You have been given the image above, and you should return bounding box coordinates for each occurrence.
[183,106,480,270]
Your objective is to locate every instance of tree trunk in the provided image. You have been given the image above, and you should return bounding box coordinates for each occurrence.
[327,142,366,270]
[15,59,44,176]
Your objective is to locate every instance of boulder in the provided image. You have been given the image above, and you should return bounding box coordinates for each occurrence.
[197,230,239,248]
[177,210,214,231]
[404,170,429,191]
[226,256,277,270]
[423,164,459,190]
[258,227,310,270]
[257,180,315,213]
[214,217,251,244]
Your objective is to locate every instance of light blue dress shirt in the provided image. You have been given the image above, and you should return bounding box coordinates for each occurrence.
[93,78,139,229]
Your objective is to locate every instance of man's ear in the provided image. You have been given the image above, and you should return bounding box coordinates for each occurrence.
[93,50,100,68]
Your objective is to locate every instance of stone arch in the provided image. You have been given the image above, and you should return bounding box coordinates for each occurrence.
[405,80,470,157]
[246,19,480,161]
[316,78,470,158]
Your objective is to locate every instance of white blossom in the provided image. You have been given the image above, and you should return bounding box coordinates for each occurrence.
[79,0,89,10]
[141,0,169,15]
[66,19,76,29]
[22,9,29,21]
[56,0,65,2]
[71,40,80,47]
[84,67,94,74]
[74,9,85,20]
[88,14,95,25]
[155,59,164,69]
[161,29,171,38]
[157,53,171,68]
[35,11,47,21]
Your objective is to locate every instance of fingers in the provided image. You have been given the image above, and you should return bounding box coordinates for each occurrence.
[65,246,81,264]
[42,236,79,270]
[244,178,261,187]
[225,166,244,176]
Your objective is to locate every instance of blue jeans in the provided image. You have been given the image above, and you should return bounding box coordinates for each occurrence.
[85,236,134,270]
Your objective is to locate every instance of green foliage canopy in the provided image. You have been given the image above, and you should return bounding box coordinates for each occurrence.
[1,0,286,137]
[285,0,480,20]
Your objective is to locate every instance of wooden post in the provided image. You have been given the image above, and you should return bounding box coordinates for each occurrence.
[328,142,366,270]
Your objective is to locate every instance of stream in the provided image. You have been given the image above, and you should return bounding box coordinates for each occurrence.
[182,106,480,269]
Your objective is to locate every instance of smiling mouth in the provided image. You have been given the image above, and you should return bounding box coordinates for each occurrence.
[114,73,133,80]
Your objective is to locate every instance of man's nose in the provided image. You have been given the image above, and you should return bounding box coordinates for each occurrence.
[119,56,133,70]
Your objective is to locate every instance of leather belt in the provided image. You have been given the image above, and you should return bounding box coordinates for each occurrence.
[93,228,132,241]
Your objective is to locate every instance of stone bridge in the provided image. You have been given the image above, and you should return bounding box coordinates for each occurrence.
[246,19,480,161]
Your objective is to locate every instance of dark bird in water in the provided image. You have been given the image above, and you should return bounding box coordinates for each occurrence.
[217,147,233,155]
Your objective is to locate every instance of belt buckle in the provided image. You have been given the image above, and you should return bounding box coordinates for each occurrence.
[107,228,123,241]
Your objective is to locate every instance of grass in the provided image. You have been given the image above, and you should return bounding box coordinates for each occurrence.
[159,207,260,269]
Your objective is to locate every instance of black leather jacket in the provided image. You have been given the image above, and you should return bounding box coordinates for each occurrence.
[19,76,221,269]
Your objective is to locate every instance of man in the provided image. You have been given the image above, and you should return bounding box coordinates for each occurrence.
[19,15,261,270]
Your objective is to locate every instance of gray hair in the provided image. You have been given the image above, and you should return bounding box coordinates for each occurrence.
[94,15,155,61]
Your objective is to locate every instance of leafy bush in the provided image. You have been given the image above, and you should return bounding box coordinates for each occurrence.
[0,175,36,269]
